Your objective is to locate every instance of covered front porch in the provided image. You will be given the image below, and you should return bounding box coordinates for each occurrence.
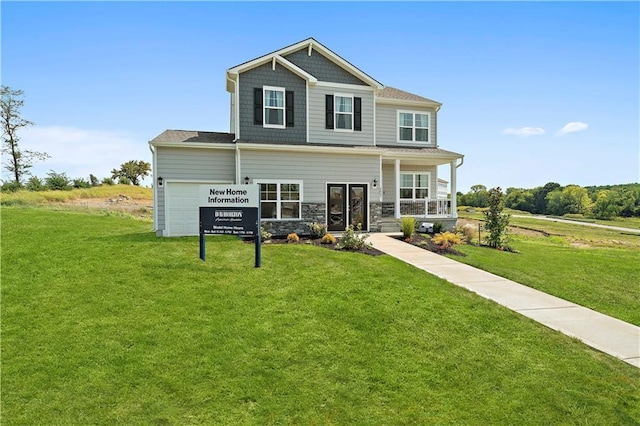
[374,147,464,231]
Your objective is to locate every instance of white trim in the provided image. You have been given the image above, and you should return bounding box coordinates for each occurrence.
[315,81,375,92]
[149,141,236,150]
[254,179,304,221]
[334,93,354,132]
[227,55,318,85]
[373,93,377,146]
[263,85,286,129]
[227,38,383,89]
[394,159,400,219]
[306,82,310,142]
[376,97,442,109]
[235,76,241,139]
[150,143,158,231]
[397,110,431,144]
[237,142,380,156]
[378,155,383,202]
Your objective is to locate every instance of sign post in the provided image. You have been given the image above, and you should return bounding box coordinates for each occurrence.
[199,184,261,267]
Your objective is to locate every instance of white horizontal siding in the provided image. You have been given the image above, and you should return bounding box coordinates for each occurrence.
[376,104,438,147]
[156,147,236,231]
[308,86,374,146]
[241,149,380,202]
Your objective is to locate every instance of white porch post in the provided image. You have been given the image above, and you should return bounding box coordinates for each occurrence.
[395,159,401,219]
[450,160,457,218]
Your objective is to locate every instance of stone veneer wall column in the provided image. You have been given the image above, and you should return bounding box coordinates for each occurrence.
[369,202,383,232]
[261,203,325,237]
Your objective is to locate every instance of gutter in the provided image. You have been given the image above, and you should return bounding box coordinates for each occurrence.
[148,142,158,231]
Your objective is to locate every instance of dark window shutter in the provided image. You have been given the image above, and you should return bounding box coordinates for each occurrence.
[354,97,362,131]
[254,88,263,125]
[286,91,294,127]
[325,94,334,129]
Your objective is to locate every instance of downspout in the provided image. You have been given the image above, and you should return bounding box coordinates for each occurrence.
[149,142,158,232]
[227,73,241,183]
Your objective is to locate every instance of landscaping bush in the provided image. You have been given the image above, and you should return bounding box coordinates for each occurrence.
[433,222,446,234]
[287,233,300,243]
[432,231,463,248]
[337,224,370,251]
[399,217,417,239]
[260,226,272,241]
[484,187,510,248]
[452,224,475,243]
[309,222,328,239]
[321,233,336,245]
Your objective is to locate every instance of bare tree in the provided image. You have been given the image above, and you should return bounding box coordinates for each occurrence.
[1,86,49,186]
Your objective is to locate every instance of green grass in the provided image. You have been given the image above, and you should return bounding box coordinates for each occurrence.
[0,185,152,206]
[2,206,639,424]
[451,236,640,326]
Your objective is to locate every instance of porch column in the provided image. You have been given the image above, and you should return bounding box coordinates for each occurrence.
[450,160,457,219]
[395,159,400,219]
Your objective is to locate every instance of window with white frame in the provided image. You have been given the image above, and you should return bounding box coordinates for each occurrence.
[398,111,430,142]
[258,181,302,220]
[264,86,285,128]
[400,173,430,199]
[335,94,353,130]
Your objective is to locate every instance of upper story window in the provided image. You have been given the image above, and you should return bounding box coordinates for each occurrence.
[257,181,302,220]
[335,94,353,131]
[400,172,430,199]
[398,111,430,142]
[264,86,285,128]
[326,94,362,131]
[254,87,294,128]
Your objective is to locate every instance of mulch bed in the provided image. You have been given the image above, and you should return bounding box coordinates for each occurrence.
[395,233,467,256]
[248,236,386,256]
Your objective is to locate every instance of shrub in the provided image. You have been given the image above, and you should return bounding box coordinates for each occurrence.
[102,177,115,185]
[399,217,417,239]
[337,224,370,251]
[25,176,45,192]
[45,170,71,191]
[452,224,475,243]
[73,178,91,189]
[287,233,300,243]
[260,226,272,241]
[321,233,337,245]
[1,181,22,192]
[309,222,328,239]
[432,231,463,248]
[118,176,132,185]
[433,222,446,234]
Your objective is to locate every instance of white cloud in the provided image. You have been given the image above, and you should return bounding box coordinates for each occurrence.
[12,126,152,185]
[556,121,589,136]
[501,127,546,137]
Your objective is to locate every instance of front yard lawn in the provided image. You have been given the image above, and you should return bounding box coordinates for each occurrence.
[2,207,639,424]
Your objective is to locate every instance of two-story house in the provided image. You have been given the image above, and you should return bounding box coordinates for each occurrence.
[149,38,464,237]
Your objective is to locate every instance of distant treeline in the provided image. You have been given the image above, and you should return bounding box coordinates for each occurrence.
[457,183,640,219]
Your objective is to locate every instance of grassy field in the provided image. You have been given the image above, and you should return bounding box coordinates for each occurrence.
[0,185,153,206]
[2,206,639,424]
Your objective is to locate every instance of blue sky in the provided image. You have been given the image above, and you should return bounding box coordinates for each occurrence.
[2,1,638,192]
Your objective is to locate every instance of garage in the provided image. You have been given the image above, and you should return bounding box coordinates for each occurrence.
[165,182,217,237]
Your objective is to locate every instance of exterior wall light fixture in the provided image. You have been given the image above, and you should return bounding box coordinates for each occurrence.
[157,176,164,187]
[373,178,378,188]
[244,176,250,185]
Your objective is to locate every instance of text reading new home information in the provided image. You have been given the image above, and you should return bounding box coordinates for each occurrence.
[200,184,259,208]
[207,188,250,204]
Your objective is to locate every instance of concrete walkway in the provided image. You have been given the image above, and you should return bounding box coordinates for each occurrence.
[512,214,640,234]
[368,233,640,368]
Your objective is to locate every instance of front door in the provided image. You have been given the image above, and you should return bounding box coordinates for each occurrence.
[327,184,368,232]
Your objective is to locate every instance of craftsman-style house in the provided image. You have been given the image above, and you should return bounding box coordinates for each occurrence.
[150,38,463,237]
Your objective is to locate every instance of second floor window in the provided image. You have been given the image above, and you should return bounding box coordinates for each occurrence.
[264,86,285,128]
[335,95,353,131]
[398,111,430,142]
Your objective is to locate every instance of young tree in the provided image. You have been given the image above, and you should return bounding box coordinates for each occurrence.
[1,86,49,185]
[484,187,510,248]
[111,160,151,186]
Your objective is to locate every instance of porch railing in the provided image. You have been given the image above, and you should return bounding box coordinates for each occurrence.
[400,198,451,217]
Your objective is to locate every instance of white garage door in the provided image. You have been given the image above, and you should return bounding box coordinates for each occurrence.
[166,182,215,237]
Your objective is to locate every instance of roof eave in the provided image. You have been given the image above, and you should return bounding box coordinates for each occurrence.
[376,97,443,109]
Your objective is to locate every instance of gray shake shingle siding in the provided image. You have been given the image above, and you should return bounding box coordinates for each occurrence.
[238,63,306,143]
[284,47,369,86]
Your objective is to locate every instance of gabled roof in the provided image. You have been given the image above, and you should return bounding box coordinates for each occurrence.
[226,37,383,91]
[376,86,442,108]
[150,129,234,145]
